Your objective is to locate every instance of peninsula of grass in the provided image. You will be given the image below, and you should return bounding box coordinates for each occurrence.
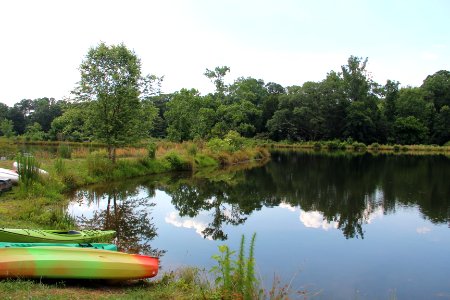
[0,138,269,229]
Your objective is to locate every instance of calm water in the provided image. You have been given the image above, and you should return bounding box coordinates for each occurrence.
[67,151,450,299]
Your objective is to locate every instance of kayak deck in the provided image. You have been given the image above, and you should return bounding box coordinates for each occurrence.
[0,228,116,243]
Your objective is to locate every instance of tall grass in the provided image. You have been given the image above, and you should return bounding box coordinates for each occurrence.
[211,233,261,300]
[16,153,40,187]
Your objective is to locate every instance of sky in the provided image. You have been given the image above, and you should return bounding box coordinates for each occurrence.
[1,0,449,106]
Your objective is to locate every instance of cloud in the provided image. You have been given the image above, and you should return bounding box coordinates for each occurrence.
[416,227,431,234]
[279,202,297,212]
[299,210,338,231]
[165,211,211,240]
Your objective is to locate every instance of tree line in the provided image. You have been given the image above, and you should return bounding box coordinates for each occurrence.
[1,43,449,148]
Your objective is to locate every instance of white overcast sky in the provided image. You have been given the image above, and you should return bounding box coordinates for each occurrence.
[1,0,449,106]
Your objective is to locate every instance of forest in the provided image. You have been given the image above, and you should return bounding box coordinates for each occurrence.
[1,48,449,146]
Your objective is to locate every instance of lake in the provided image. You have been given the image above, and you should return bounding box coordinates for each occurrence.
[67,151,450,299]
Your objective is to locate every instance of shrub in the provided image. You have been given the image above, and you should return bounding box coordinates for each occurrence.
[165,152,191,171]
[57,143,72,159]
[393,144,401,152]
[326,140,340,151]
[224,130,245,151]
[369,143,380,151]
[207,138,232,152]
[313,142,322,150]
[352,142,367,152]
[86,150,113,177]
[147,142,157,159]
[187,143,198,156]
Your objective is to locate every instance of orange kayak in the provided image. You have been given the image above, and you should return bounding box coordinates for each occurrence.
[0,246,158,280]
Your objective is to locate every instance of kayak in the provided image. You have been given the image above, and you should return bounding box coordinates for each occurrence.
[0,246,158,280]
[0,168,18,184]
[0,179,13,193]
[0,242,117,251]
[0,228,116,243]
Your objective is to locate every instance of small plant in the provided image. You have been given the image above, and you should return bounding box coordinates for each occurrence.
[210,233,262,300]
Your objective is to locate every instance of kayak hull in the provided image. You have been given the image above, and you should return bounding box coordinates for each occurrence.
[0,228,116,243]
[0,247,158,280]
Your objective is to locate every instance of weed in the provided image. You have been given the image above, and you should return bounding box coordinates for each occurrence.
[211,233,262,300]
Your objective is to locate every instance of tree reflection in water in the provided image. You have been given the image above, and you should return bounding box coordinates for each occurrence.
[73,180,164,257]
[70,152,450,242]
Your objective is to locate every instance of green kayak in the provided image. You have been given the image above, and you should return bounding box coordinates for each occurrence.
[0,228,116,243]
[0,242,117,251]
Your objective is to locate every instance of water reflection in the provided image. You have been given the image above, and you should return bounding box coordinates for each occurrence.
[69,151,450,242]
[70,179,164,256]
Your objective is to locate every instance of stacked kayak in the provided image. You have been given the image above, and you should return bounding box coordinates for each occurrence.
[0,228,159,280]
[0,228,116,243]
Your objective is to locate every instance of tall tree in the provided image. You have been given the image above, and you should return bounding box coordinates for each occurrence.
[75,42,156,162]
[421,70,450,111]
[204,66,230,97]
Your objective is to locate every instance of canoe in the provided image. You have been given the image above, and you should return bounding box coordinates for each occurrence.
[0,228,116,243]
[0,168,18,184]
[0,246,158,280]
[0,242,117,251]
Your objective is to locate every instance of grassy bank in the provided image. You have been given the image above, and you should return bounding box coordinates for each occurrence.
[0,138,269,229]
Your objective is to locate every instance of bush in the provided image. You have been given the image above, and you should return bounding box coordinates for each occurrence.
[207,138,232,152]
[352,142,367,152]
[369,143,380,151]
[313,142,322,150]
[57,143,72,159]
[194,154,218,168]
[86,150,113,177]
[393,144,401,152]
[187,143,198,156]
[224,130,245,151]
[326,140,340,151]
[147,142,157,159]
[165,152,191,171]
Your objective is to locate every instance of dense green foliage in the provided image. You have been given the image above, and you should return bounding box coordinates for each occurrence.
[1,51,449,146]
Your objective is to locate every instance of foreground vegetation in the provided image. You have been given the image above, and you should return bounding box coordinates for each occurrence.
[0,135,269,229]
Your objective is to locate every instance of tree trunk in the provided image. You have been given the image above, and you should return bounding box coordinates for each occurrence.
[108,146,116,163]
